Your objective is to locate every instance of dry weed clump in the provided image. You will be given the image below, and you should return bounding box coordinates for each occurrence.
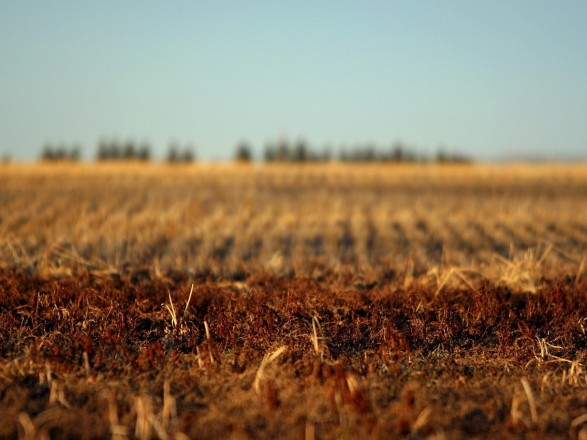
[1,270,587,438]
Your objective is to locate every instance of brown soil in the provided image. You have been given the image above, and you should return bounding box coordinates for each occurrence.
[2,269,587,439]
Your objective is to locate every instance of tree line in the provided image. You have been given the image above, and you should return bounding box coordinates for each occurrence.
[39,140,194,163]
[37,139,471,164]
[245,140,470,164]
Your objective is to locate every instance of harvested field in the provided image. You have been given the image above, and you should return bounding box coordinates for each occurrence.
[1,163,587,439]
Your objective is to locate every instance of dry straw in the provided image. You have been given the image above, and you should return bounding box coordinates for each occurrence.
[254,346,288,394]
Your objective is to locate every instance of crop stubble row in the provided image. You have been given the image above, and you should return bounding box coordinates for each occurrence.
[1,163,586,283]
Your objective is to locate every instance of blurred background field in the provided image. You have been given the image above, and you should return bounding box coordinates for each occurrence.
[2,162,586,290]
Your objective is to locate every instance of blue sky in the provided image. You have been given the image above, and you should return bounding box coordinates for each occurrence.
[1,1,586,161]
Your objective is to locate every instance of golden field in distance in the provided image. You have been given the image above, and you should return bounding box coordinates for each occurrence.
[1,162,586,290]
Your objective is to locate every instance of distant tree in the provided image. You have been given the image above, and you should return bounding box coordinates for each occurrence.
[96,140,109,161]
[113,142,123,159]
[348,145,364,162]
[435,148,448,164]
[122,141,136,160]
[137,144,151,161]
[70,145,81,161]
[275,139,290,162]
[40,144,55,161]
[167,145,179,163]
[181,148,195,163]
[167,143,194,163]
[363,144,376,162]
[235,142,253,163]
[293,140,308,162]
[264,143,276,162]
[55,144,69,160]
[106,140,122,160]
[390,142,405,162]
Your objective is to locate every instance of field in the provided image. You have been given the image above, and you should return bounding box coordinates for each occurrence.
[1,162,587,439]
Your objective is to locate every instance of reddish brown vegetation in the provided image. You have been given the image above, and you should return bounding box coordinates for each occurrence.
[2,269,587,439]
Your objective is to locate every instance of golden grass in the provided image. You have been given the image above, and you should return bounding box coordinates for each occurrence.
[1,162,587,290]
